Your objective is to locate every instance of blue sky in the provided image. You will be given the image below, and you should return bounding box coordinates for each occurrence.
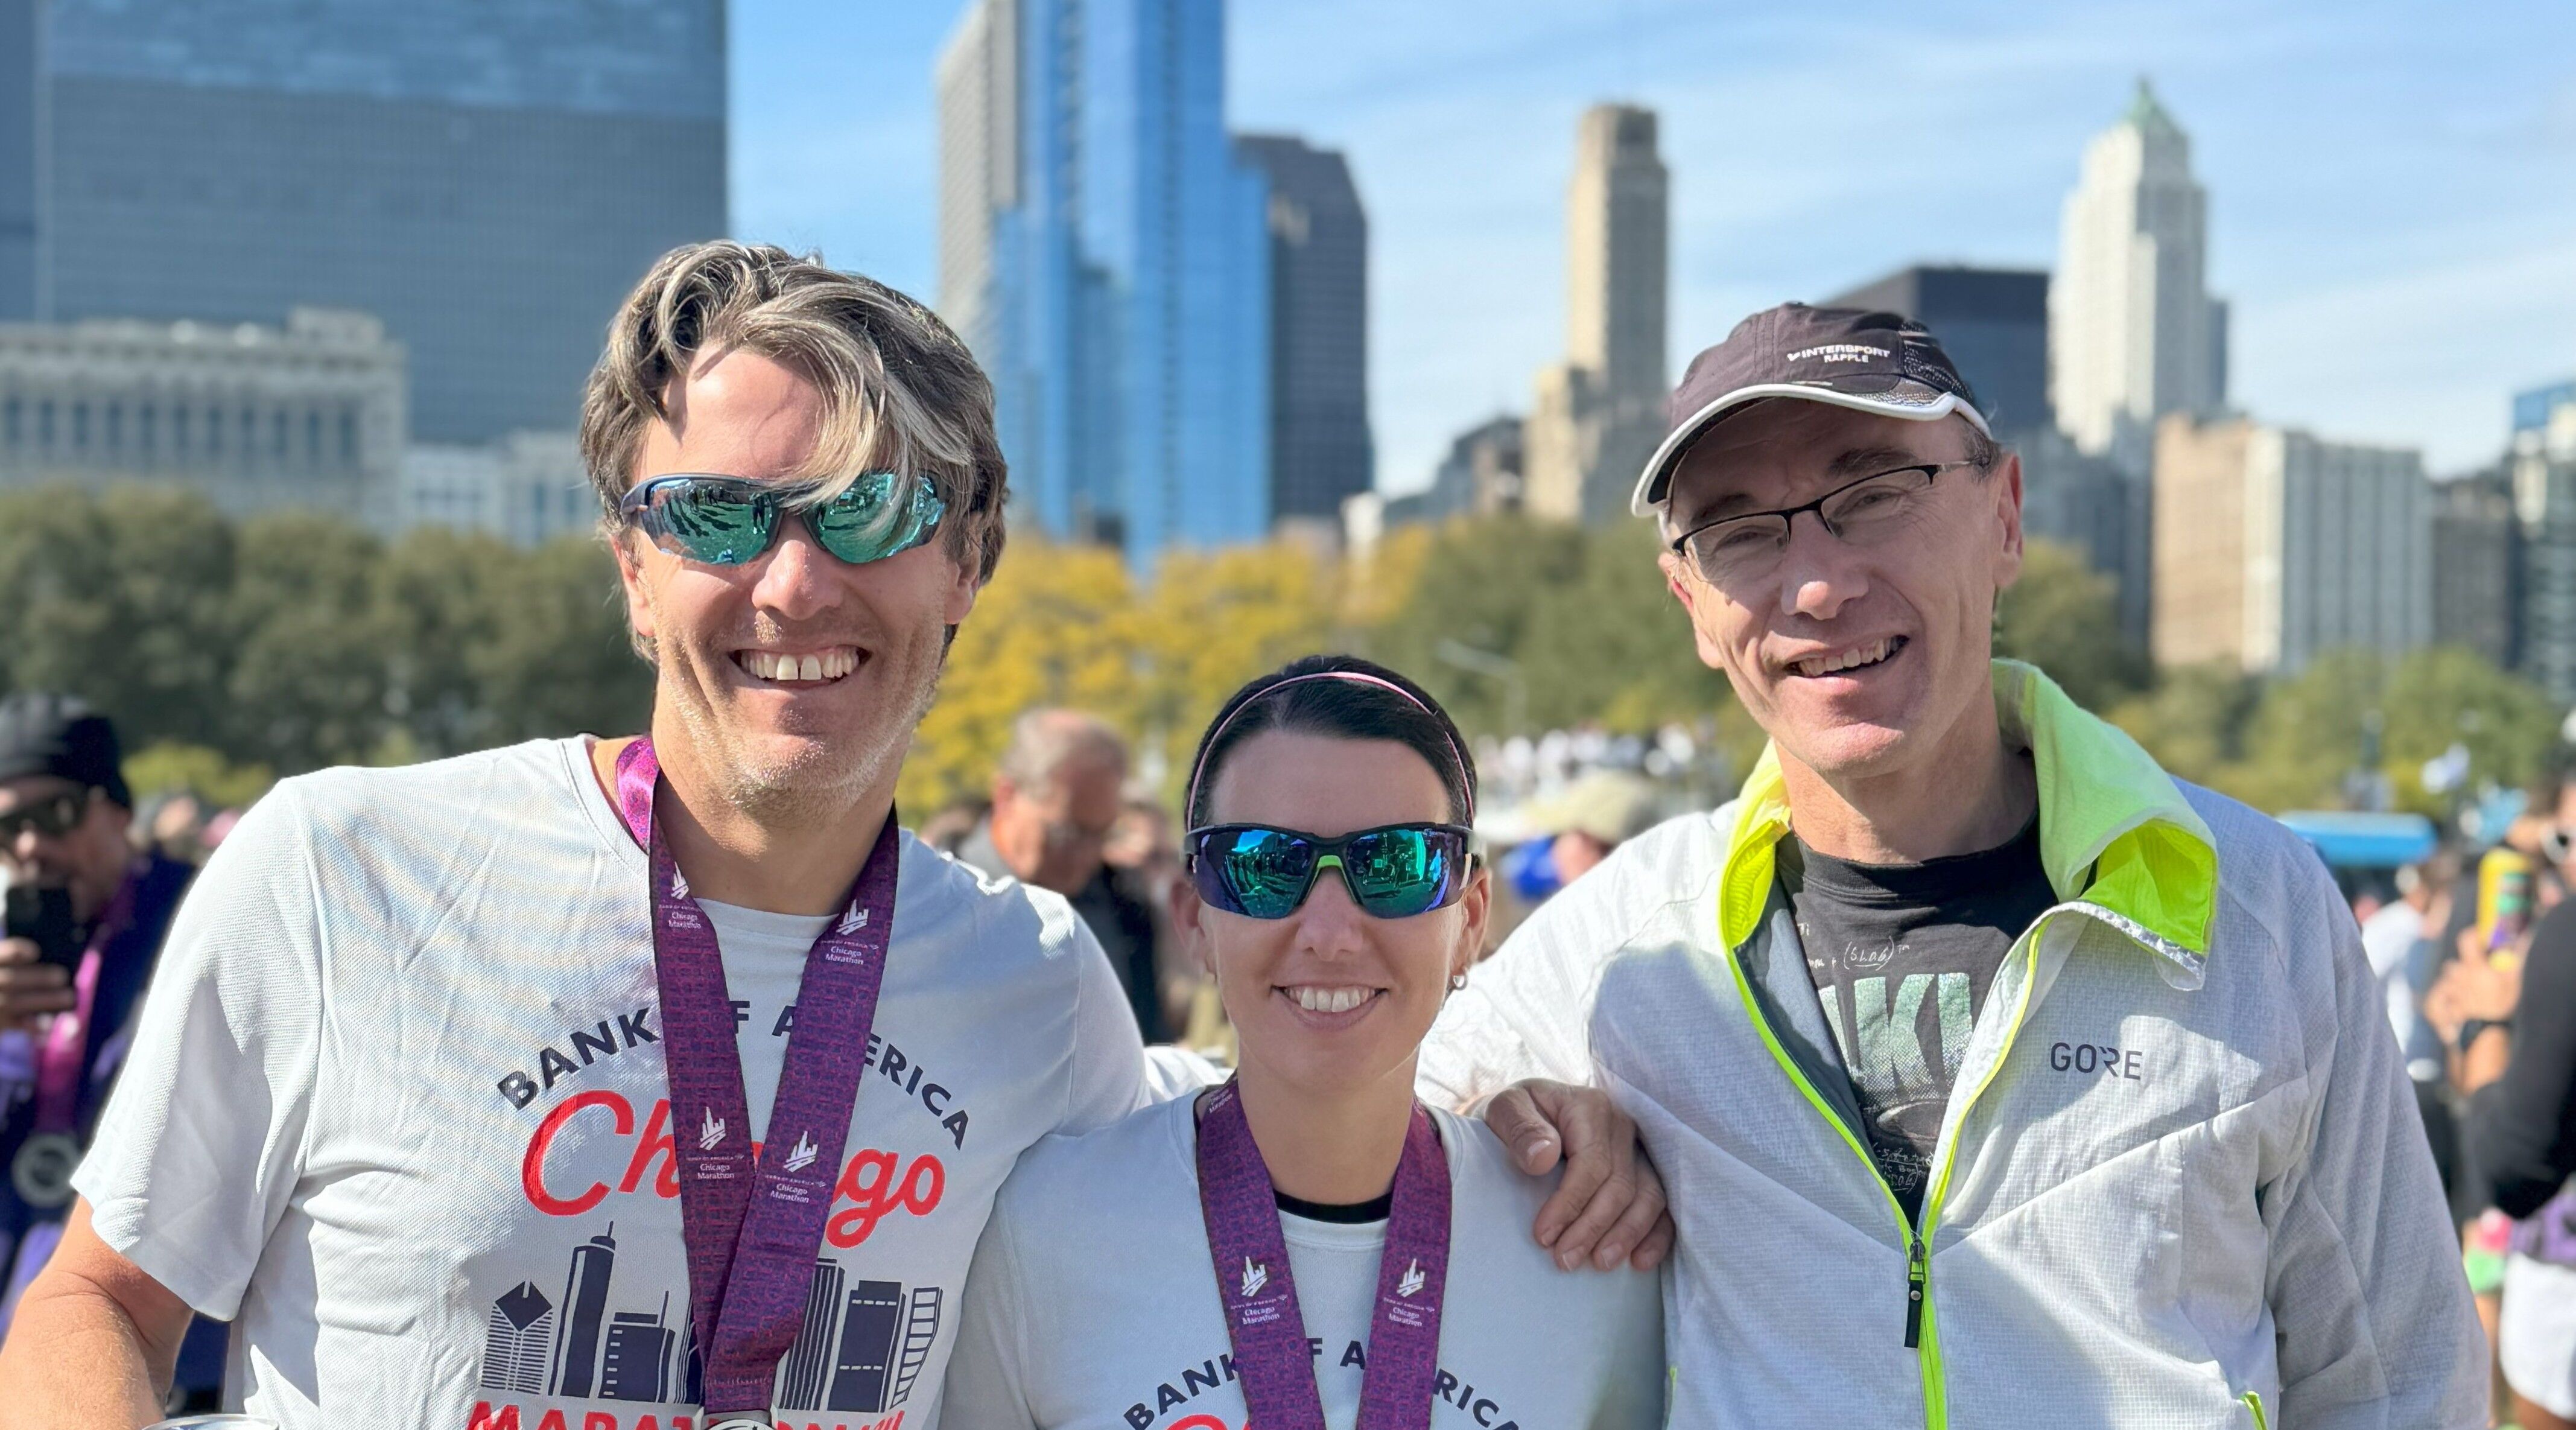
[733,1,2574,492]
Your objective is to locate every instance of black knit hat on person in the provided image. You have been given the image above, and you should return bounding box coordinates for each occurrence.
[0,693,131,810]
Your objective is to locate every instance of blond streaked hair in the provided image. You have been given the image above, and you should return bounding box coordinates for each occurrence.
[580,241,1008,583]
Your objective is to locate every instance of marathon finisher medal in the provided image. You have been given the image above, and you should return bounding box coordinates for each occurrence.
[1194,1078,1454,1430]
[614,737,904,1422]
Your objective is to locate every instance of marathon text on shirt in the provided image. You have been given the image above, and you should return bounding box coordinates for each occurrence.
[466,1402,907,1430]
[1120,1341,1528,1430]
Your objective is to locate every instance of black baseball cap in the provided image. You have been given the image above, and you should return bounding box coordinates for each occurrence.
[0,693,130,810]
[1629,303,1990,517]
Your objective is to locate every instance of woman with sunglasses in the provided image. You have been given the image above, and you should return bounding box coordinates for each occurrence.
[943,655,1661,1430]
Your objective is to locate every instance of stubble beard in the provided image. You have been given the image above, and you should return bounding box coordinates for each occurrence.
[660,618,950,829]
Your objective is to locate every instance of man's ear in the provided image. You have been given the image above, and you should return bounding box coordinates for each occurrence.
[612,527,659,645]
[943,550,982,628]
[1657,550,1731,673]
[1991,449,2026,589]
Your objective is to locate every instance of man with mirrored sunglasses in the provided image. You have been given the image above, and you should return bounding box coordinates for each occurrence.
[1421,302,2484,1427]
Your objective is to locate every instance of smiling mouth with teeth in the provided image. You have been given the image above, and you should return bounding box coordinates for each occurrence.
[1788,635,1908,679]
[735,648,863,685]
[1283,985,1382,1016]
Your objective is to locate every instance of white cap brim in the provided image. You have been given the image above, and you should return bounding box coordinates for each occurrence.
[1628,383,1992,518]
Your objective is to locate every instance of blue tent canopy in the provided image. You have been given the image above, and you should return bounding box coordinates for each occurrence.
[2275,811,2440,871]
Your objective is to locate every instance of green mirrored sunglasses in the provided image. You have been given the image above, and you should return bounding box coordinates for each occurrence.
[620,471,947,568]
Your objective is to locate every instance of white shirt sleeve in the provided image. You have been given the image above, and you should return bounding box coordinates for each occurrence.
[72,784,326,1320]
[1057,916,1152,1134]
[941,1183,1043,1430]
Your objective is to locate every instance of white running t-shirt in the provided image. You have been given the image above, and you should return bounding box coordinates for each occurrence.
[75,737,1152,1430]
[941,1095,1666,1430]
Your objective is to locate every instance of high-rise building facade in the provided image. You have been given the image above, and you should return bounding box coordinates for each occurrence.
[32,0,727,444]
[2511,385,2576,701]
[2431,465,2518,672]
[1827,265,2051,436]
[2152,414,2430,674]
[0,0,37,322]
[0,307,405,525]
[938,0,1270,561]
[2051,80,2225,472]
[1237,135,1371,525]
[1524,104,1667,526]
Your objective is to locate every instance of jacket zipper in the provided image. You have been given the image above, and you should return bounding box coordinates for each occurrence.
[1903,1231,1929,1347]
[1720,901,2095,1429]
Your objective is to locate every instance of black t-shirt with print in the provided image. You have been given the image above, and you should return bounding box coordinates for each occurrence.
[1780,818,2056,1219]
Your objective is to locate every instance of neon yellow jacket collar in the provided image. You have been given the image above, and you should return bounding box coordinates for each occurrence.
[1718,659,2219,959]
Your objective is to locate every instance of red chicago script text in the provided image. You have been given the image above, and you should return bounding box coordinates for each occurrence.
[521,1091,945,1246]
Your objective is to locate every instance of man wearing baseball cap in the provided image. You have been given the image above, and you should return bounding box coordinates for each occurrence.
[1421,304,2486,1425]
[0,696,223,1404]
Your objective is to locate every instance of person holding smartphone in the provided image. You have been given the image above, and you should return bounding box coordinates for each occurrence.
[0,698,205,1377]
[943,655,1663,1430]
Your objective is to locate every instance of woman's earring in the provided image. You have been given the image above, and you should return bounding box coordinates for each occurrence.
[1448,971,1468,991]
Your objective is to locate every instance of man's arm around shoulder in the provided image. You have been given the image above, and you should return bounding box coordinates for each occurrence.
[0,1198,194,1425]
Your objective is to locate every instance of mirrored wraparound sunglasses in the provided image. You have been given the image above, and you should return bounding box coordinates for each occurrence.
[1186,822,1475,921]
[618,471,946,568]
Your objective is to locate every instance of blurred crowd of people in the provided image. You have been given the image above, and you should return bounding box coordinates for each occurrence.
[2352,774,2576,1429]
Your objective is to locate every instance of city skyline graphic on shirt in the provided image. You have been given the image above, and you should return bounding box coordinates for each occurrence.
[476,1224,943,1413]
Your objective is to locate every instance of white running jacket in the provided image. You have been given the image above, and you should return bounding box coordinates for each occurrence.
[1420,662,2485,1429]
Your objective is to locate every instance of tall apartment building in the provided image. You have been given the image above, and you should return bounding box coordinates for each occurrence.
[0,307,404,525]
[1237,135,1372,526]
[1524,104,1667,526]
[0,0,36,322]
[937,0,1271,560]
[1827,265,2051,436]
[2511,384,2576,701]
[2152,414,2429,674]
[2431,465,2518,671]
[28,0,727,443]
[2051,81,2227,475]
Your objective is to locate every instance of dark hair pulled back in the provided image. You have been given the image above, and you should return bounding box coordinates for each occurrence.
[1184,655,1476,830]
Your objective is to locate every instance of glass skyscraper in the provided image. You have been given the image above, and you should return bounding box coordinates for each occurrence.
[28,0,727,442]
[940,0,1269,560]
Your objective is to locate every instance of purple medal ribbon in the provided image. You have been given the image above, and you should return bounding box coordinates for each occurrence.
[614,738,902,1418]
[1194,1078,1452,1430]
[34,869,135,1134]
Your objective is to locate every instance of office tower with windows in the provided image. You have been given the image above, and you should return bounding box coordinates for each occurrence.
[0,307,406,526]
[1524,104,1667,525]
[36,0,726,443]
[2151,415,2429,674]
[0,0,36,322]
[2051,80,2226,474]
[937,0,1270,560]
[1237,135,1371,526]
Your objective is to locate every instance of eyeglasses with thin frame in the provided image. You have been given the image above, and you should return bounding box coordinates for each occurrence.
[0,788,94,844]
[1666,460,1981,586]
